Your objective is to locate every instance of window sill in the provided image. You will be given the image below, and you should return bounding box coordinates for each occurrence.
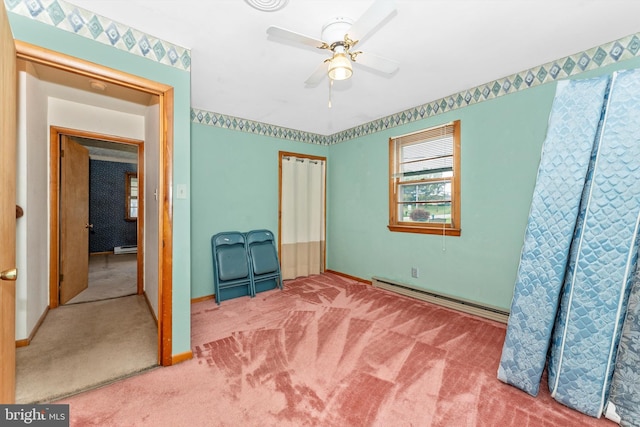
[387,224,461,236]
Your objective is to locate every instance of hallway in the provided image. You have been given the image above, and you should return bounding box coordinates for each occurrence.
[67,253,137,304]
[16,294,157,403]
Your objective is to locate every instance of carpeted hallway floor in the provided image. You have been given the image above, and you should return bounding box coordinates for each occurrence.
[16,295,157,403]
[67,253,138,304]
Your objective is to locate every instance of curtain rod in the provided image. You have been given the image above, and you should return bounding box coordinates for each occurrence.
[283,156,322,165]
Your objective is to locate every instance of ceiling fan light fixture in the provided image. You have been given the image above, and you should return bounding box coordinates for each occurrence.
[327,53,352,81]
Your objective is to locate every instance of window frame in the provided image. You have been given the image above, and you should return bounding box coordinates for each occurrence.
[388,120,461,236]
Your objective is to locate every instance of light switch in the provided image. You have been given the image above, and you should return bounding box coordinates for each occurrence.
[176,184,187,199]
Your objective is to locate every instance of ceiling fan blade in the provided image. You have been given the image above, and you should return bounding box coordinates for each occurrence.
[347,0,397,44]
[267,26,327,49]
[354,52,399,74]
[305,61,329,87]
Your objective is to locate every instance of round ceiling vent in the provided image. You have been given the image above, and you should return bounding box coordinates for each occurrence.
[244,0,289,12]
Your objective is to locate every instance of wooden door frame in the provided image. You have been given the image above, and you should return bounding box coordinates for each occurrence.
[52,129,145,304]
[16,41,174,366]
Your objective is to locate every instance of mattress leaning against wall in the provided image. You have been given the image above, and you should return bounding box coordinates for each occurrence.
[548,68,640,418]
[605,266,640,427]
[497,75,610,396]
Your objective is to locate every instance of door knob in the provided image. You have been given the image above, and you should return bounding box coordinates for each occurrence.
[0,268,17,281]
[85,223,94,229]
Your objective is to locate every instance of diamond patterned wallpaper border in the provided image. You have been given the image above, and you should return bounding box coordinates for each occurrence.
[190,109,327,145]
[5,0,191,71]
[193,32,640,146]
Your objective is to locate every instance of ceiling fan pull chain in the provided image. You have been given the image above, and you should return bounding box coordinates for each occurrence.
[328,78,333,108]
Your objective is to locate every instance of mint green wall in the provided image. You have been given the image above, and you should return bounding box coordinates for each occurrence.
[191,57,640,309]
[190,124,328,298]
[8,14,192,355]
[327,88,551,310]
[327,57,640,311]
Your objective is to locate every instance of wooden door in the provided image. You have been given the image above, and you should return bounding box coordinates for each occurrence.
[60,136,90,304]
[0,2,17,404]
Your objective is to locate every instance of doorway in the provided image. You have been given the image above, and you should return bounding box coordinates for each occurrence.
[19,129,154,403]
[15,40,175,367]
[57,133,143,306]
[278,151,327,280]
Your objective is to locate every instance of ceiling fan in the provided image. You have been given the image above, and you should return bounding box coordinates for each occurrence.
[266,0,399,87]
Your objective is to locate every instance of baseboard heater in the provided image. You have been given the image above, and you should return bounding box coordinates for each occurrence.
[371,277,510,323]
[114,245,137,255]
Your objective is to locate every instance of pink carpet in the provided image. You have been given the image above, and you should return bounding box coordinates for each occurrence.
[60,273,616,426]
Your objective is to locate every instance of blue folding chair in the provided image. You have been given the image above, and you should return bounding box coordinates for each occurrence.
[211,231,254,305]
[246,229,282,294]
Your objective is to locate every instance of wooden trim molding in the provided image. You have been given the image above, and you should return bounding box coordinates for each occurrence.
[387,224,461,236]
[15,41,170,94]
[191,294,215,304]
[17,41,175,367]
[49,127,60,310]
[15,306,49,348]
[14,339,29,348]
[171,351,193,365]
[49,127,145,309]
[278,151,327,162]
[160,89,174,367]
[387,120,462,237]
[325,270,372,285]
[143,292,158,326]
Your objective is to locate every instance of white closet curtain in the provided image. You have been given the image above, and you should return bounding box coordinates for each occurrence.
[281,156,325,280]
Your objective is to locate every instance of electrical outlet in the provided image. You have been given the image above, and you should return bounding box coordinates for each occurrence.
[411,267,419,278]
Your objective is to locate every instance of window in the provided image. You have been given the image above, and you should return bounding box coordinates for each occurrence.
[125,172,138,221]
[388,120,461,236]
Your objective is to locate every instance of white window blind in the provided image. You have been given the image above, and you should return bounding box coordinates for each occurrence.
[395,123,455,179]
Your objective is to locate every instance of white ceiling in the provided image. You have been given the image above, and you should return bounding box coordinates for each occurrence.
[24,61,147,162]
[65,0,640,135]
[72,137,138,164]
[30,61,154,110]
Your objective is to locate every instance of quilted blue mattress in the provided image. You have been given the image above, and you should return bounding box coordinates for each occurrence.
[548,69,640,417]
[605,266,640,426]
[497,75,610,396]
